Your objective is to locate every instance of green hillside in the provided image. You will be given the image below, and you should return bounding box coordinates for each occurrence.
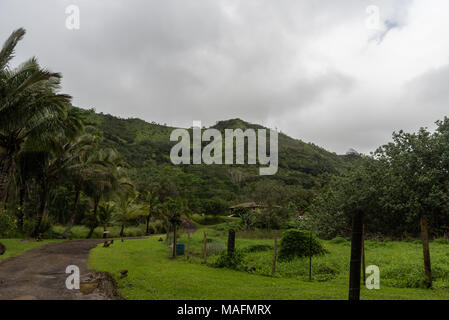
[71,107,350,210]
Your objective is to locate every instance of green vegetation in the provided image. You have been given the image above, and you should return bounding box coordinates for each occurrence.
[0,239,58,262]
[89,236,449,299]
[278,229,326,261]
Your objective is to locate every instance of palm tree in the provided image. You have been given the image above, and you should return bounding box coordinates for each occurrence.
[83,148,130,238]
[98,202,115,238]
[28,128,93,236]
[60,134,104,238]
[115,190,142,238]
[0,28,76,203]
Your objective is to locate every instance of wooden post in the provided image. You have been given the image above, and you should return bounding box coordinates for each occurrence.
[227,229,235,256]
[203,232,207,264]
[348,210,363,301]
[272,238,277,276]
[187,232,190,260]
[309,230,312,281]
[362,224,366,283]
[172,225,177,258]
[421,217,432,287]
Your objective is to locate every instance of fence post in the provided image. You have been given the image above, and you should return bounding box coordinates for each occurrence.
[172,225,177,259]
[203,232,207,264]
[309,230,312,281]
[187,232,190,260]
[362,224,366,283]
[227,229,235,256]
[272,237,277,276]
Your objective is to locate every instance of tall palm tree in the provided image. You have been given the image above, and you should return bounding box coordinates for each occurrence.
[29,131,97,236]
[83,148,130,239]
[60,134,104,238]
[0,28,75,203]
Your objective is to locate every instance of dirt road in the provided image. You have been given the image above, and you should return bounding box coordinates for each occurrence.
[0,240,120,300]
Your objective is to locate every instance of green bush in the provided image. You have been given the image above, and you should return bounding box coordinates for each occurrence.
[278,229,326,261]
[0,210,17,237]
[214,250,245,269]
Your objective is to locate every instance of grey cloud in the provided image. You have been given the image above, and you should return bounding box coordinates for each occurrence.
[1,0,444,154]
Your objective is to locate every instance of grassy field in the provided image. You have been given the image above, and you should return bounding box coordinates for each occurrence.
[176,228,449,289]
[0,239,59,262]
[88,234,449,300]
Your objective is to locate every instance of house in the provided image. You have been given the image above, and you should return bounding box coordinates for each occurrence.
[228,202,280,217]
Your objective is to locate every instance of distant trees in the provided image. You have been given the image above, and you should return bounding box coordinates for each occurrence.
[308,118,449,292]
[201,197,228,218]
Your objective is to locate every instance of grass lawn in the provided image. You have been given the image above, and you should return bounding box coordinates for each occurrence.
[88,236,449,300]
[0,238,59,262]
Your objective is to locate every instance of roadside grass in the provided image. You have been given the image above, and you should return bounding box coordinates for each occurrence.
[89,236,449,300]
[0,238,59,262]
[177,229,449,289]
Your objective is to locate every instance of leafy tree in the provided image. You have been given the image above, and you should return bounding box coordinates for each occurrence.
[201,197,228,217]
[141,191,160,235]
[161,197,189,258]
[234,206,255,231]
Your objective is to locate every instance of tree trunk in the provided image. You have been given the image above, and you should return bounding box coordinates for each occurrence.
[348,210,363,301]
[227,229,235,256]
[187,232,190,260]
[145,214,151,235]
[203,232,207,264]
[86,201,99,239]
[120,224,125,238]
[309,230,312,281]
[421,216,432,287]
[362,224,366,283]
[172,224,177,258]
[272,237,277,276]
[33,182,48,237]
[0,153,15,204]
[62,188,80,238]
[17,185,25,232]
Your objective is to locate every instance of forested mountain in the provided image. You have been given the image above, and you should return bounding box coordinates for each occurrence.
[71,106,352,210]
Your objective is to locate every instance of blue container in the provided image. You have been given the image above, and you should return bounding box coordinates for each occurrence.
[176,243,185,255]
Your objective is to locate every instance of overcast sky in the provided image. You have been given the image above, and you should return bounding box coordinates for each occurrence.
[1,0,449,154]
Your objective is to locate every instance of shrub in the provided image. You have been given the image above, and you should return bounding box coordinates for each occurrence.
[278,229,326,261]
[214,250,245,269]
[0,210,17,237]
